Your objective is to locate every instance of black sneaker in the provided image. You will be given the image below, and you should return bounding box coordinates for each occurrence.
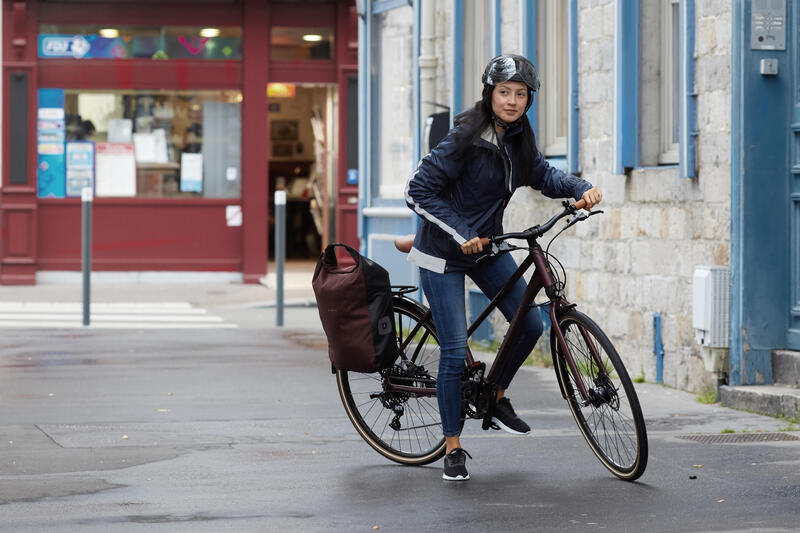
[442,448,472,481]
[492,397,531,435]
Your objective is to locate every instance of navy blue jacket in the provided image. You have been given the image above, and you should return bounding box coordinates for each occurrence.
[405,121,592,273]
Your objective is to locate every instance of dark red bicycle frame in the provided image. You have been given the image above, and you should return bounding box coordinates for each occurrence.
[389,239,607,403]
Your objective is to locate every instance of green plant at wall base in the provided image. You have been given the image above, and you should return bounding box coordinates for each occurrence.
[720,428,735,434]
[696,387,718,404]
[633,369,645,383]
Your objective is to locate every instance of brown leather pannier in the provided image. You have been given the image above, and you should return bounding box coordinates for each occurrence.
[312,244,397,373]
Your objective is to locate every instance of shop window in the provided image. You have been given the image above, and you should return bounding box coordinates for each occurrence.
[372,5,414,199]
[270,27,334,61]
[64,89,242,198]
[38,25,242,60]
[536,0,568,158]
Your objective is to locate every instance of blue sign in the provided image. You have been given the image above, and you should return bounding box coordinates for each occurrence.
[39,35,91,58]
[66,142,95,197]
[347,168,358,185]
[37,89,66,198]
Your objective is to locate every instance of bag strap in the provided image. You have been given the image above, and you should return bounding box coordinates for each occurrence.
[321,243,361,269]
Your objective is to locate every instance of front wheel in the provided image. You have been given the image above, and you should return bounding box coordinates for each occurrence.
[551,310,648,480]
[336,296,446,465]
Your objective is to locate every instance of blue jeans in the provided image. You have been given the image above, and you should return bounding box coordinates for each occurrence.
[419,253,543,437]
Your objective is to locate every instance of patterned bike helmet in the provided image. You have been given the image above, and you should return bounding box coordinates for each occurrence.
[481,54,540,93]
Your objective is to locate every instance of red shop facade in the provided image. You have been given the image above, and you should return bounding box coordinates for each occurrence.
[1,0,358,285]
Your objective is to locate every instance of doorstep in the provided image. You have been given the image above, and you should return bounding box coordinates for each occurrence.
[719,384,800,420]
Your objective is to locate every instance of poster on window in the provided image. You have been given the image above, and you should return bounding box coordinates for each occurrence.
[95,142,136,197]
[37,89,66,198]
[180,152,203,192]
[65,141,95,197]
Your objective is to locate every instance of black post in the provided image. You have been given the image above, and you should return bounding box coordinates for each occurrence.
[275,190,286,327]
[81,187,92,326]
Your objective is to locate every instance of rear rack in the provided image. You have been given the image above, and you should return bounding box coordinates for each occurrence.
[391,285,418,295]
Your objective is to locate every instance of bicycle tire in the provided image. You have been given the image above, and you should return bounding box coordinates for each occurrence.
[336,296,447,465]
[551,309,648,480]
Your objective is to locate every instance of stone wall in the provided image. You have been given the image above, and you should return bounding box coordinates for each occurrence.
[498,0,731,393]
[414,0,731,394]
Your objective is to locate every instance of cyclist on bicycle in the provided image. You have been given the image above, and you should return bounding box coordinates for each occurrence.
[405,54,602,481]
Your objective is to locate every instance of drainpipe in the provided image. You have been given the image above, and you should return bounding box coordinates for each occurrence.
[653,313,664,384]
[419,0,437,151]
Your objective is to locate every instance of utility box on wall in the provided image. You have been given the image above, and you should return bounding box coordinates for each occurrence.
[692,266,730,348]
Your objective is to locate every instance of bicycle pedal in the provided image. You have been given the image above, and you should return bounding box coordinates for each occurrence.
[484,422,500,432]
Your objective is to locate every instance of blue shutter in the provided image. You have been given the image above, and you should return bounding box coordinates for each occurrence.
[679,0,697,178]
[568,0,580,174]
[613,1,639,173]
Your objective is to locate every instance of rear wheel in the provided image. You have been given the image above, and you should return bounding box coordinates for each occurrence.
[336,296,446,465]
[552,310,648,480]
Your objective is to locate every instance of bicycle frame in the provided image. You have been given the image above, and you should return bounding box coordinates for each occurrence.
[390,237,607,405]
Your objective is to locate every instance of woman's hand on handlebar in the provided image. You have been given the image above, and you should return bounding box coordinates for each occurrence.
[460,236,484,255]
[579,187,602,210]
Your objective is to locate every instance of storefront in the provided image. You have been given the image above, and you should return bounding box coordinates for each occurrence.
[1,0,358,285]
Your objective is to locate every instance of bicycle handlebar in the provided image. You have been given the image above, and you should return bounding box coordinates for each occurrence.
[478,198,593,247]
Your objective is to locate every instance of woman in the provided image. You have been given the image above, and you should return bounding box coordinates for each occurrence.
[405,54,602,481]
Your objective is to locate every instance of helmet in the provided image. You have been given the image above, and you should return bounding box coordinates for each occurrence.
[481,54,540,93]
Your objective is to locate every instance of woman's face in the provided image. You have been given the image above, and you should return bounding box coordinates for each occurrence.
[491,81,528,124]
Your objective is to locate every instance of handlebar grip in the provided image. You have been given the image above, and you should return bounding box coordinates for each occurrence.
[574,198,587,210]
[479,237,491,247]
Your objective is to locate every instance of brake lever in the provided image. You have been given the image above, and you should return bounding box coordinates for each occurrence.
[476,240,518,262]
[565,209,604,228]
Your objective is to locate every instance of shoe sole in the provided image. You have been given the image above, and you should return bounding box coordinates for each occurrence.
[491,416,530,435]
[442,473,470,481]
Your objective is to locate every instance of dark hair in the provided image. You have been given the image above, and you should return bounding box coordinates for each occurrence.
[452,85,538,177]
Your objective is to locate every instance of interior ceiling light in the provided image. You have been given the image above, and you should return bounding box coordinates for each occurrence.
[302,34,323,42]
[199,28,221,38]
[98,28,119,38]
[267,83,296,98]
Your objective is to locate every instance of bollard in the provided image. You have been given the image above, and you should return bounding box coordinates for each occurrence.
[81,187,92,326]
[274,190,286,327]
[653,313,664,384]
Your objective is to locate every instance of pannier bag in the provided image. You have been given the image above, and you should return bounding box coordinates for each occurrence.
[312,243,397,373]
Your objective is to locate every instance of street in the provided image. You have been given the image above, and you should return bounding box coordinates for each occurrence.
[1,320,798,532]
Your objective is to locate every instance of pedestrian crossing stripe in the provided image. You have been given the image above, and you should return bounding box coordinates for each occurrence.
[0,302,237,329]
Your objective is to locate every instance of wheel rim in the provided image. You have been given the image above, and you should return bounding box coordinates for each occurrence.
[338,304,444,462]
[558,318,643,474]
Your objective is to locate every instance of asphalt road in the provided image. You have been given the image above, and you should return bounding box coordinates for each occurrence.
[1,327,798,532]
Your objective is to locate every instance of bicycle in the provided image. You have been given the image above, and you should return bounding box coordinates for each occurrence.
[336,199,648,481]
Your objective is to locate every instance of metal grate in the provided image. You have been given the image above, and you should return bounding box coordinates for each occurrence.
[677,433,800,444]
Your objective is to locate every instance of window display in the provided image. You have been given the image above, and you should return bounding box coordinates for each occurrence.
[64,89,242,198]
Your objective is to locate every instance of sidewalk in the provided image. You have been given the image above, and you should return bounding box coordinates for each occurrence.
[0,261,317,309]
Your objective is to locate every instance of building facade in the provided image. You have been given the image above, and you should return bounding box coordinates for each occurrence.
[1,0,359,285]
[358,0,797,392]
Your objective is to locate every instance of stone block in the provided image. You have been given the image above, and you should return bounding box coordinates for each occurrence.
[696,0,733,18]
[702,206,730,241]
[696,17,718,56]
[699,164,731,200]
[696,54,731,93]
[581,8,605,42]
[619,208,638,240]
[667,207,689,240]
[614,242,632,274]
